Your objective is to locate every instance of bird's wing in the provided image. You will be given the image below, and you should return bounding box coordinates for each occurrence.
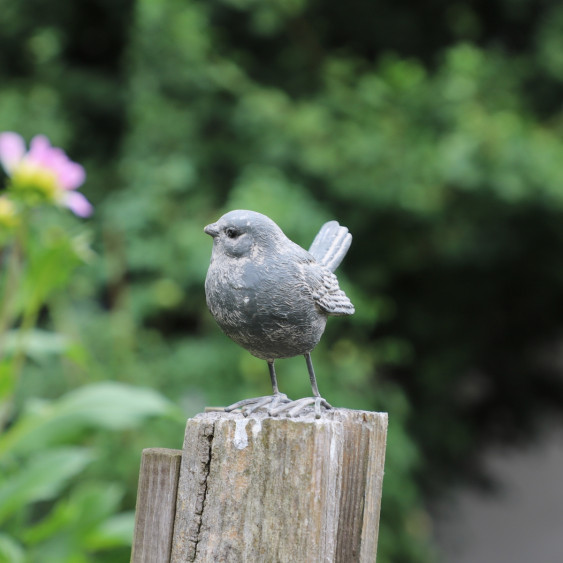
[307,263,355,316]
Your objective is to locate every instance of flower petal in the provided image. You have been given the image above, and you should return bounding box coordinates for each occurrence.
[27,134,53,165]
[0,132,26,174]
[27,135,86,190]
[64,191,93,217]
[58,161,86,190]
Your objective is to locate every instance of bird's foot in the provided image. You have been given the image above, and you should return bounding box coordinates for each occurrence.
[269,396,332,419]
[224,393,291,416]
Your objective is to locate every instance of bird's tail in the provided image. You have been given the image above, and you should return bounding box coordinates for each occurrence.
[308,221,352,272]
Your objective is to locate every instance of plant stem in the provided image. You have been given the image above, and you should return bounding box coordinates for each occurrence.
[0,242,22,359]
[0,220,28,430]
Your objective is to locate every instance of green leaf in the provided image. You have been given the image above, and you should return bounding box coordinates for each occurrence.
[0,382,177,457]
[24,482,124,546]
[19,228,82,316]
[0,361,15,400]
[2,329,69,362]
[0,533,25,563]
[85,511,135,550]
[54,382,175,429]
[0,447,93,525]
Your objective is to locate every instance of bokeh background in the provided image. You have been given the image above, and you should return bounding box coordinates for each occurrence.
[1,0,563,561]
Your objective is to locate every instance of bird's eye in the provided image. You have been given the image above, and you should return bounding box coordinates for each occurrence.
[225,227,240,239]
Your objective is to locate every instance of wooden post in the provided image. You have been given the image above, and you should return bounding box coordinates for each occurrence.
[131,448,183,563]
[170,409,387,562]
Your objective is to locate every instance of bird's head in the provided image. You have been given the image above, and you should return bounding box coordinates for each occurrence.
[204,210,285,258]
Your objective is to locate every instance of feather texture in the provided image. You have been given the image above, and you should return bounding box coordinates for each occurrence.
[312,267,355,316]
[308,221,352,273]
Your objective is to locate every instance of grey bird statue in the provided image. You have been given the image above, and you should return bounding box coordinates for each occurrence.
[204,210,354,418]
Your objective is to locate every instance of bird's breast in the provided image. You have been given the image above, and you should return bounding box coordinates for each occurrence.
[205,255,327,359]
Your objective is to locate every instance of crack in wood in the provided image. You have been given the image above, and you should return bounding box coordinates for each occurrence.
[187,422,215,562]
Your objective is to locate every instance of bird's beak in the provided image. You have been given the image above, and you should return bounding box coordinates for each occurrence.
[204,222,219,237]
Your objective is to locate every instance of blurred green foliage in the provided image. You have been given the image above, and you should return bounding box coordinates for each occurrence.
[2,0,563,561]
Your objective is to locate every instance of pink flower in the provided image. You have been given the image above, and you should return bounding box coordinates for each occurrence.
[0,132,93,217]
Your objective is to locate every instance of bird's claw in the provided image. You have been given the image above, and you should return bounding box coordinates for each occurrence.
[224,394,331,418]
[268,396,332,419]
[224,393,290,416]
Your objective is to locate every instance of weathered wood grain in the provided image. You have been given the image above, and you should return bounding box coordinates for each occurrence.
[171,409,387,562]
[131,447,182,563]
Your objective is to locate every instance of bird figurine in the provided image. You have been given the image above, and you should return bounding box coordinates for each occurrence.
[204,210,354,418]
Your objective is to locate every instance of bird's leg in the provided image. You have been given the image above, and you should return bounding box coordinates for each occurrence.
[305,352,332,417]
[269,353,332,419]
[224,361,290,416]
[266,361,290,413]
[268,361,280,394]
[305,352,321,397]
